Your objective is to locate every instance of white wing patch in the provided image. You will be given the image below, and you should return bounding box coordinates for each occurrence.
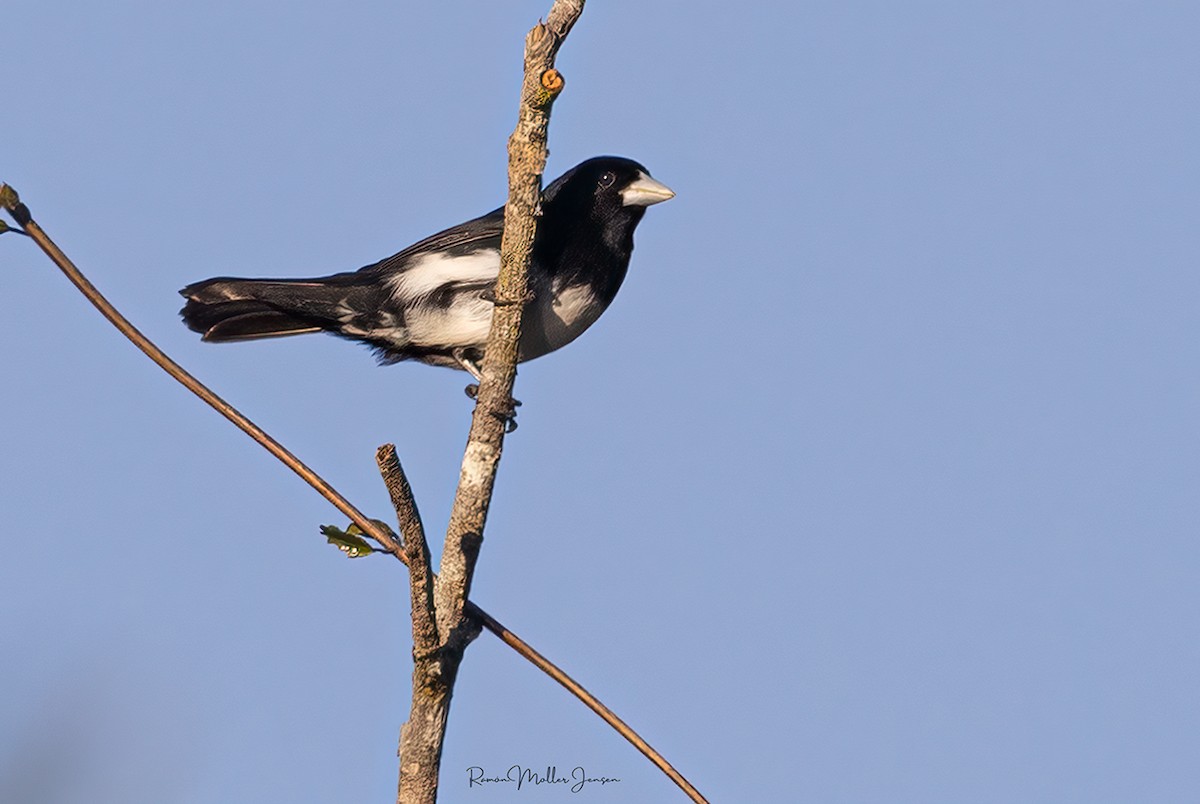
[385,250,500,301]
[370,252,608,358]
[404,292,493,349]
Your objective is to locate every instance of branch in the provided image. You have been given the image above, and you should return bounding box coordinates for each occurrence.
[376,445,447,803]
[376,445,437,653]
[437,0,583,665]
[0,186,407,558]
[394,4,588,800]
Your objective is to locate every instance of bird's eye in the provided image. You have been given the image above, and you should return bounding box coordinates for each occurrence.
[598,171,616,189]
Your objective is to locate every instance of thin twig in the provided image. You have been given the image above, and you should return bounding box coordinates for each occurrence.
[379,446,452,804]
[0,188,404,554]
[471,609,708,801]
[376,445,437,653]
[1,186,708,803]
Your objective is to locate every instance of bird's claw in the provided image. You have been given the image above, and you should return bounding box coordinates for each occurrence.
[463,384,522,432]
[499,396,521,433]
[480,287,536,306]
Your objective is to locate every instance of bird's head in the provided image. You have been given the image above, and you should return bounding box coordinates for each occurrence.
[543,156,674,227]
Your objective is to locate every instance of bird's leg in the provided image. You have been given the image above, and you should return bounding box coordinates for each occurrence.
[455,349,484,398]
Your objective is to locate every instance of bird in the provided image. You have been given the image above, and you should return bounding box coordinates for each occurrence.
[180,156,673,381]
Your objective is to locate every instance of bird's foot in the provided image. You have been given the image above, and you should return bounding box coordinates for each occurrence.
[498,395,522,433]
[463,384,522,432]
[480,287,536,306]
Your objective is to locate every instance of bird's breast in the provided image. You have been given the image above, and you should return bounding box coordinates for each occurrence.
[519,281,607,362]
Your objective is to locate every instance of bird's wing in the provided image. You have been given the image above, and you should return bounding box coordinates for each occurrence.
[367,207,505,276]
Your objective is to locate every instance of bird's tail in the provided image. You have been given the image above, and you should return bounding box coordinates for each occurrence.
[180,277,355,341]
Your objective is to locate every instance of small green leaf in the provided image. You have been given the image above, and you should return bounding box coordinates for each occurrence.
[321,524,376,558]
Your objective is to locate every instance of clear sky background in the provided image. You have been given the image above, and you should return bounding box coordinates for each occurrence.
[3,2,1198,803]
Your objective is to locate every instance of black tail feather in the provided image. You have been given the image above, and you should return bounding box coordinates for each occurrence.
[179,277,348,341]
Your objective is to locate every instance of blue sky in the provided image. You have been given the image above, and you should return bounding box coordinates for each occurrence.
[3,2,1198,802]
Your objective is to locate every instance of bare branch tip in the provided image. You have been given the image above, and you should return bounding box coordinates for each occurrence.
[527,21,548,49]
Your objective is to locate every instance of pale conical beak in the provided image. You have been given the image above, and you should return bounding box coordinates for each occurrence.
[621,172,676,207]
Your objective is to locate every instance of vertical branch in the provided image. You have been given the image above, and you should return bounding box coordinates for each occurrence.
[436,0,585,651]
[394,3,585,801]
[388,7,585,800]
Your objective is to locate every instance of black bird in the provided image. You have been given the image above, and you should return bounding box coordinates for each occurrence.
[180,156,673,380]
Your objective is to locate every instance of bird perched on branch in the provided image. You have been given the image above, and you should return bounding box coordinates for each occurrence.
[180,156,673,380]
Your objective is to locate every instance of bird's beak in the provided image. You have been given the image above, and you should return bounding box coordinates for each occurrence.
[621,172,675,207]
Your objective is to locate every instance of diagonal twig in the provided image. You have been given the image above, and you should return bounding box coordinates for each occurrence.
[1,185,708,804]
